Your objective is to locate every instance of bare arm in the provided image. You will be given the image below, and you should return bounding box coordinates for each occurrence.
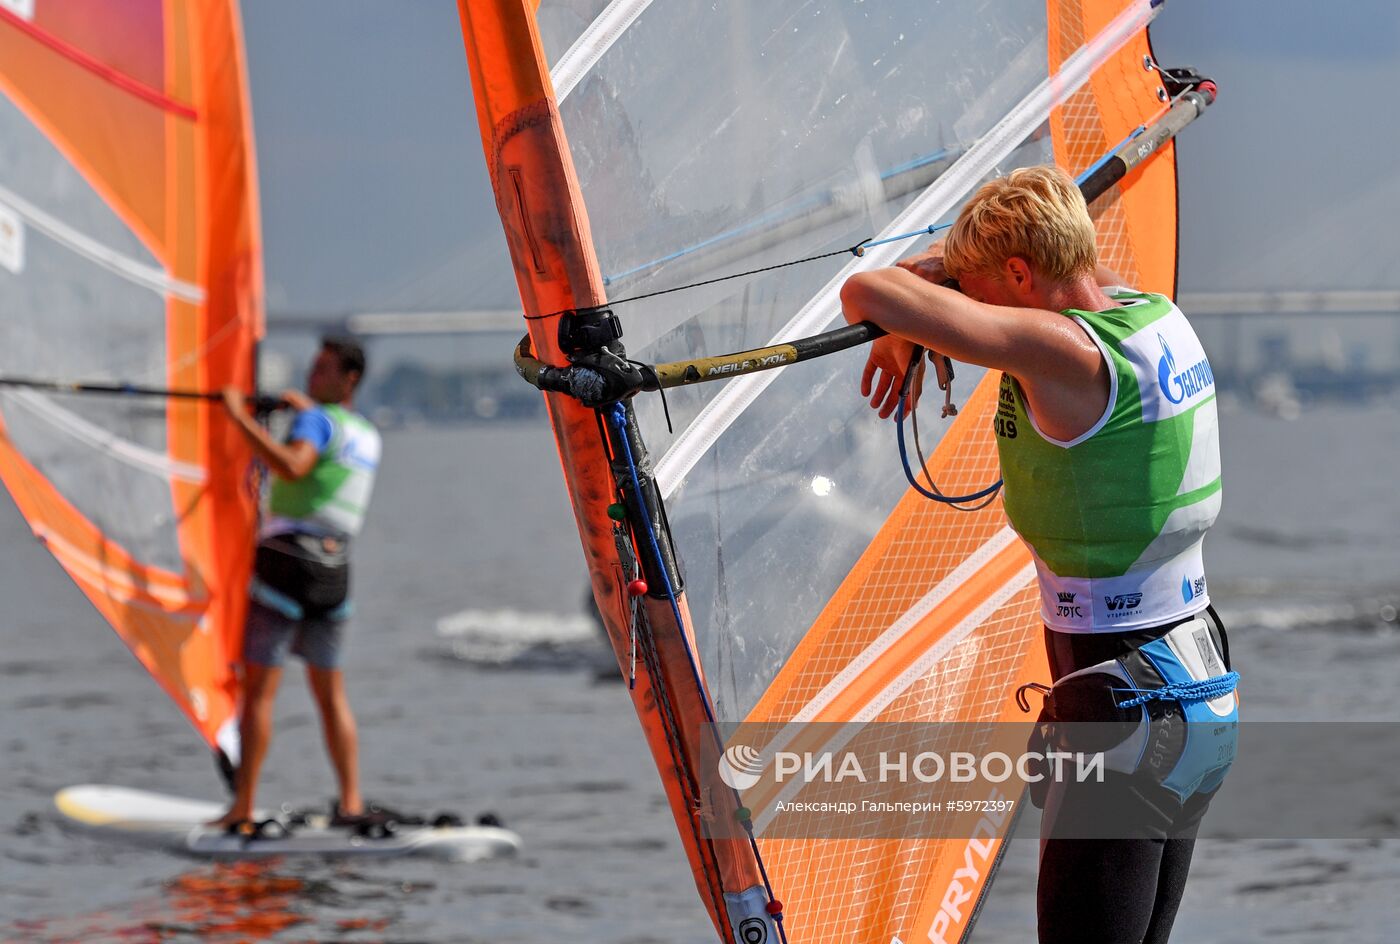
[840,268,1109,435]
[841,268,1100,379]
[222,387,319,481]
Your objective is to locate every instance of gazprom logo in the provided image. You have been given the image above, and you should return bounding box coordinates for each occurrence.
[1157,333,1214,405]
[718,743,764,791]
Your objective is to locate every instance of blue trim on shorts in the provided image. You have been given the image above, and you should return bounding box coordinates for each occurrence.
[250,577,353,622]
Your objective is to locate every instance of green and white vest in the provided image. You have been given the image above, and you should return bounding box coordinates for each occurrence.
[994,289,1221,632]
[265,404,381,539]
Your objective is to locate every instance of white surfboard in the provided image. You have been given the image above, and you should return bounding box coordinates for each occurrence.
[55,784,522,862]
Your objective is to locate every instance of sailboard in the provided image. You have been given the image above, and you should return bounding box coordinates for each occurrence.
[54,785,522,862]
[462,1,1208,941]
[0,4,528,864]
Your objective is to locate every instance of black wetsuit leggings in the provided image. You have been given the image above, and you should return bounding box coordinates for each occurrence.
[1038,827,1200,944]
[1037,607,1230,944]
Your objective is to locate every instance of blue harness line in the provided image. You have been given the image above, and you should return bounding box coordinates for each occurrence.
[1115,670,1240,710]
[1034,624,1240,804]
[1119,633,1239,800]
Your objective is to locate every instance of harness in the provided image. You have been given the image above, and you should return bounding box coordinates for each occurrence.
[1022,616,1239,804]
[251,531,352,621]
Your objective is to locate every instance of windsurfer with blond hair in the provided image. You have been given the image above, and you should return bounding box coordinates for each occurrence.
[211,336,382,833]
[841,165,1238,944]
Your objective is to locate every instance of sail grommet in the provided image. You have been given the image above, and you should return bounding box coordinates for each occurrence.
[607,502,628,521]
[627,579,648,597]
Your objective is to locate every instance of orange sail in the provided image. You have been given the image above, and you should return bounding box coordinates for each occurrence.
[460,1,1185,941]
[0,1,262,770]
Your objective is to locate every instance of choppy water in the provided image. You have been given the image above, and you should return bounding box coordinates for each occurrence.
[2,403,1398,942]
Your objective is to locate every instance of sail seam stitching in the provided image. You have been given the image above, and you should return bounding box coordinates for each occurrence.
[35,525,198,610]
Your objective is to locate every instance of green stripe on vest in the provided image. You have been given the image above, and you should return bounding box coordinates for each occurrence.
[269,403,381,537]
[994,291,1221,580]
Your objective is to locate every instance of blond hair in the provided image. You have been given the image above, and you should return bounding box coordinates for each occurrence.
[942,165,1097,282]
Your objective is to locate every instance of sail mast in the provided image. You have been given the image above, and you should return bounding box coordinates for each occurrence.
[456,4,775,941]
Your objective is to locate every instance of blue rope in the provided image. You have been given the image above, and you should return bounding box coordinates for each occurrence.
[856,221,953,252]
[1074,124,1145,188]
[604,200,812,285]
[606,404,788,943]
[1115,671,1240,710]
[744,820,787,939]
[607,404,716,725]
[894,398,1003,504]
[878,146,956,181]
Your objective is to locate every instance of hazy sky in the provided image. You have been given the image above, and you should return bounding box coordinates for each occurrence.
[241,0,1400,316]
[1150,1,1400,291]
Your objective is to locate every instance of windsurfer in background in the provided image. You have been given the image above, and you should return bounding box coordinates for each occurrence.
[841,166,1237,944]
[211,336,382,832]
